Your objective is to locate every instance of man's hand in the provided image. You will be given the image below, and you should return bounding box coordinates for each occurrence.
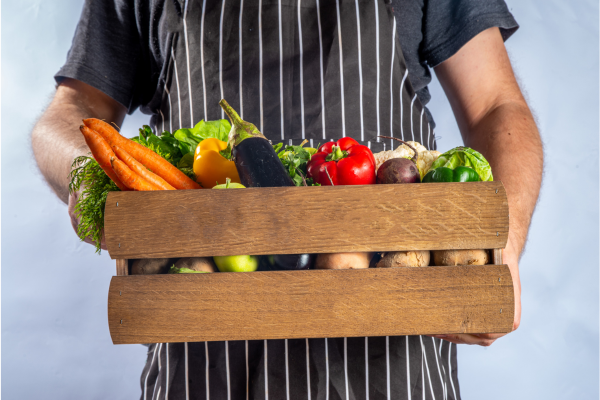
[32,78,126,245]
[430,27,543,346]
[67,189,108,251]
[431,242,521,346]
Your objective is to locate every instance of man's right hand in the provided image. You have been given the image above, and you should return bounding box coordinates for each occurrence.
[67,188,108,251]
[32,78,127,246]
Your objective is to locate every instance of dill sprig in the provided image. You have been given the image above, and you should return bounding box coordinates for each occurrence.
[68,156,120,253]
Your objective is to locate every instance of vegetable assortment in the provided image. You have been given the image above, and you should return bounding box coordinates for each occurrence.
[71,97,495,270]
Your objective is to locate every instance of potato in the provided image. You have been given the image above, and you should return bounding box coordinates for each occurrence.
[173,257,217,273]
[376,251,430,268]
[432,249,489,266]
[131,258,173,275]
[314,252,373,270]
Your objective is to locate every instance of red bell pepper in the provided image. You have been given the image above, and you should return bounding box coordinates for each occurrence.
[307,137,376,185]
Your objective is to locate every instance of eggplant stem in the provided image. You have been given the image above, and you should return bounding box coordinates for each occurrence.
[219,99,242,126]
[377,135,419,162]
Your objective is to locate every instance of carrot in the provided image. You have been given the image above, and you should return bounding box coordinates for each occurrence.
[83,118,200,190]
[113,145,176,190]
[110,157,162,191]
[79,125,129,191]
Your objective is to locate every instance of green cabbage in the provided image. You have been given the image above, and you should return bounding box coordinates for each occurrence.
[430,147,493,181]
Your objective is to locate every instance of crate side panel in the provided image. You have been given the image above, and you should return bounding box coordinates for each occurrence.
[105,182,508,259]
[108,266,514,344]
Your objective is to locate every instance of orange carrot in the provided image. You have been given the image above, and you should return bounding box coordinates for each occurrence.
[83,118,200,190]
[79,125,129,191]
[110,157,162,191]
[113,145,176,190]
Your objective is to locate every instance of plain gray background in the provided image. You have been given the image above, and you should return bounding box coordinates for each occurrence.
[2,0,598,399]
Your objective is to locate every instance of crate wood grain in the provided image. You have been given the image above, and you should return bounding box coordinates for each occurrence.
[105,182,508,259]
[108,265,514,344]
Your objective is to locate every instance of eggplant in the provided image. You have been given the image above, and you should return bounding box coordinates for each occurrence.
[219,99,312,267]
[220,99,294,188]
[267,254,316,271]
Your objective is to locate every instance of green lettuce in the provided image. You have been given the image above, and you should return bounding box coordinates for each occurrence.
[430,147,493,181]
[168,265,210,274]
[173,119,231,155]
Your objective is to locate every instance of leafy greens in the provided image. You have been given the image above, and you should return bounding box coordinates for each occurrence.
[274,141,319,187]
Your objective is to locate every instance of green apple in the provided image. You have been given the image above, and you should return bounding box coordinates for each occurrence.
[213,178,245,189]
[213,255,259,272]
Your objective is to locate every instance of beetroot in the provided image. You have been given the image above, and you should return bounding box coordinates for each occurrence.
[376,158,421,184]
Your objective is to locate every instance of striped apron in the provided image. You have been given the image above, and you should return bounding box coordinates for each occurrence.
[141,1,455,399]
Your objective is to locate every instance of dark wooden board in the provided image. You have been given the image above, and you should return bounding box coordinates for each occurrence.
[108,265,514,344]
[116,259,129,276]
[105,182,509,259]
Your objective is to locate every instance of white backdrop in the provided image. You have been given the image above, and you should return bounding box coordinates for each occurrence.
[2,1,598,399]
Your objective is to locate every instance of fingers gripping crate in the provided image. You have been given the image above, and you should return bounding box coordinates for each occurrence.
[105,182,513,345]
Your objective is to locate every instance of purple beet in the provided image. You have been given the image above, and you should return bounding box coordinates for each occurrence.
[376,158,421,184]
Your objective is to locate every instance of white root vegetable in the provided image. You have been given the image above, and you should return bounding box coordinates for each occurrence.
[315,252,373,270]
[415,150,441,179]
[376,251,430,268]
[173,257,217,272]
[432,249,489,266]
[131,258,173,275]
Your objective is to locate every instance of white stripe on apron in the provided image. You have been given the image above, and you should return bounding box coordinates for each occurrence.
[182,0,194,125]
[219,0,227,120]
[354,0,364,141]
[200,0,208,121]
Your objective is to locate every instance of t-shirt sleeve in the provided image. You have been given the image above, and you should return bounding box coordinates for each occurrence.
[421,0,519,67]
[54,0,142,112]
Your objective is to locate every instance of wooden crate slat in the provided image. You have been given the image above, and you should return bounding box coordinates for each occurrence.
[116,259,129,276]
[105,182,508,259]
[108,265,514,344]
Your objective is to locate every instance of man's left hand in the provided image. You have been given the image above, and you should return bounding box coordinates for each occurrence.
[429,240,521,347]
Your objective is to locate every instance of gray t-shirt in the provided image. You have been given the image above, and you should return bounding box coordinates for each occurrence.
[392,0,518,127]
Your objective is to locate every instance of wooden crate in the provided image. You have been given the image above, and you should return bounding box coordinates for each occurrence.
[105,182,513,345]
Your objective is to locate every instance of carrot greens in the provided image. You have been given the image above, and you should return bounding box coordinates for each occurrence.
[68,156,120,253]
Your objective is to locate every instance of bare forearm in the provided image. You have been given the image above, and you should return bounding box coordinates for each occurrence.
[31,79,126,203]
[465,100,543,258]
[32,103,92,202]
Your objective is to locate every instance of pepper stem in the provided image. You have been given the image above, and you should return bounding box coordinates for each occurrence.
[326,146,347,162]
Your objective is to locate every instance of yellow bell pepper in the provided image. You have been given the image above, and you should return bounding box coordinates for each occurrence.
[193,138,241,188]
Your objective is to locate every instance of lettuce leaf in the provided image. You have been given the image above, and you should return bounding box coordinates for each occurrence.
[168,266,210,274]
[173,119,231,153]
[430,147,493,181]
